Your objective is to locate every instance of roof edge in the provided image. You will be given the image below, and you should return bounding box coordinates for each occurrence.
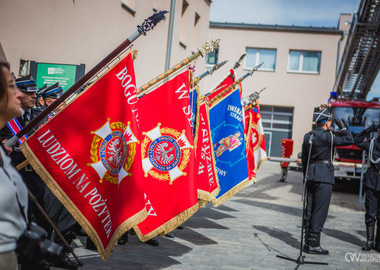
[209,21,343,35]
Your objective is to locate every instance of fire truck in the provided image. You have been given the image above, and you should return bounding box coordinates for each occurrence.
[329,99,380,181]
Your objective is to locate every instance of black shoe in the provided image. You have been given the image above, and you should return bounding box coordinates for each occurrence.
[177,225,184,230]
[128,228,136,235]
[53,253,79,270]
[117,232,129,245]
[362,225,375,251]
[144,238,159,246]
[306,232,329,255]
[164,232,175,238]
[85,237,97,251]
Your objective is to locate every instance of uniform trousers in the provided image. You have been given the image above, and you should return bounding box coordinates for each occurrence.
[364,187,380,226]
[304,181,333,233]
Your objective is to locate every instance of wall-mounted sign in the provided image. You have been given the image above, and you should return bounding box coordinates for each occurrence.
[30,61,85,91]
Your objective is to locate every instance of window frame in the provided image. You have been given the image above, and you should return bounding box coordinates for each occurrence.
[287,50,321,74]
[244,47,277,72]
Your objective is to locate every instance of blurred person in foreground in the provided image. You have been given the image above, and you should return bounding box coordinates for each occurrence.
[0,61,28,269]
[302,108,354,255]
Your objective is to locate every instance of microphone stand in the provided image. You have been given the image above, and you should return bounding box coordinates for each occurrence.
[276,133,328,269]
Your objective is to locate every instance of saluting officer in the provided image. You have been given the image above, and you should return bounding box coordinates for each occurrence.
[302,108,354,255]
[354,124,380,252]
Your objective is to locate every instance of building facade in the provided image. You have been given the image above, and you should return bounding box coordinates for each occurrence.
[205,14,351,157]
[1,0,352,158]
[0,0,212,90]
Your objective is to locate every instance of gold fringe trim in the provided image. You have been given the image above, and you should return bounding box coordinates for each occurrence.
[212,177,249,207]
[133,202,199,242]
[20,142,147,261]
[256,157,268,171]
[197,186,220,202]
[198,199,209,208]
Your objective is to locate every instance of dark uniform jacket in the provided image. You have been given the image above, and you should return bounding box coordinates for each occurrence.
[302,127,354,185]
[0,108,45,198]
[354,125,380,191]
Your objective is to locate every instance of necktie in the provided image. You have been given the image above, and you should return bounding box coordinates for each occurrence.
[23,111,29,124]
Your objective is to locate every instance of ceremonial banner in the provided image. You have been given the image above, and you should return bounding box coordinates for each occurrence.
[189,85,199,136]
[209,88,249,207]
[246,102,267,180]
[206,69,235,102]
[195,100,219,207]
[20,53,147,261]
[134,70,198,241]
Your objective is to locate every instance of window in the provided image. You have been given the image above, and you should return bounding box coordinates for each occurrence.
[288,50,321,74]
[245,48,276,71]
[206,48,219,65]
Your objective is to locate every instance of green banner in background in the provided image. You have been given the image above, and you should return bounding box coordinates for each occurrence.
[30,61,85,91]
[35,63,77,90]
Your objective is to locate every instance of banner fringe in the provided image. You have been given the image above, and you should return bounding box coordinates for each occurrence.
[212,178,249,207]
[20,142,147,261]
[133,203,199,242]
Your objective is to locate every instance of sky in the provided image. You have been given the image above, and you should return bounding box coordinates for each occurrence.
[209,0,380,100]
[210,0,361,27]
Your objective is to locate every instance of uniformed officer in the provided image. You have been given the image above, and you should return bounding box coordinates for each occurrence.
[35,84,48,109]
[354,124,380,252]
[302,108,354,255]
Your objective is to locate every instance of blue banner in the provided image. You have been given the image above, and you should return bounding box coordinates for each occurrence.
[189,86,198,136]
[209,89,249,206]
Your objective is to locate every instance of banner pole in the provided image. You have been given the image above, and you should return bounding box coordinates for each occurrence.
[207,62,263,106]
[5,11,168,148]
[137,39,220,96]
[192,60,228,86]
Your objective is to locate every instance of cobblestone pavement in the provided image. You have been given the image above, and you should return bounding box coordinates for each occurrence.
[53,162,380,270]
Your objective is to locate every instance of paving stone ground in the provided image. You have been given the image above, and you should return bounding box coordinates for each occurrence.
[53,162,380,270]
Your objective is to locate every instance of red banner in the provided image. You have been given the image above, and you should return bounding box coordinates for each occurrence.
[245,102,267,183]
[194,101,219,206]
[134,70,198,241]
[20,53,147,261]
[206,69,235,102]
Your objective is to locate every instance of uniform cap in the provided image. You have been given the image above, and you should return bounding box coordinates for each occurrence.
[36,84,48,98]
[314,108,331,123]
[15,74,38,92]
[43,83,63,99]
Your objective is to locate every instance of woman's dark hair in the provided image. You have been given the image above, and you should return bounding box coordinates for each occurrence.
[0,61,11,106]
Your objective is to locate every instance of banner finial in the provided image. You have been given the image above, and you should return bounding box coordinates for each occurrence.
[138,10,169,35]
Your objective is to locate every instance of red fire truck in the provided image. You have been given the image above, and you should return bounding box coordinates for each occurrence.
[329,99,380,181]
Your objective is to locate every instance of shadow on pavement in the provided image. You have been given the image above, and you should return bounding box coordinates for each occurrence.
[323,228,363,247]
[78,235,191,269]
[172,226,218,245]
[234,198,336,221]
[253,225,300,250]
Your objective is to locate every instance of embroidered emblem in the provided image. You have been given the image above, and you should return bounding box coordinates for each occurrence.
[215,131,242,157]
[89,118,138,185]
[141,124,193,184]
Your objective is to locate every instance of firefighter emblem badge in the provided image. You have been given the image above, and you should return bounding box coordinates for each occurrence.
[141,124,193,184]
[89,118,138,185]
